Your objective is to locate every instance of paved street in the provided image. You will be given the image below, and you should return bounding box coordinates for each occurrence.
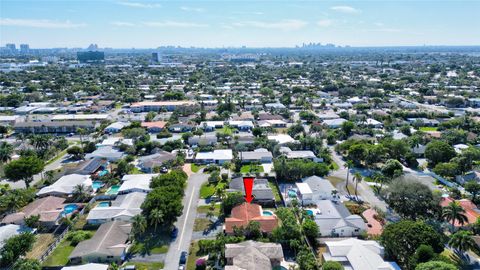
[328,144,388,212]
[163,172,208,270]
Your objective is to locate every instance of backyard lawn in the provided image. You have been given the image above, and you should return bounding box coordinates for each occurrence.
[268,180,282,202]
[200,183,215,199]
[240,164,264,174]
[186,241,201,270]
[42,240,75,267]
[26,233,55,259]
[124,262,165,270]
[419,126,438,131]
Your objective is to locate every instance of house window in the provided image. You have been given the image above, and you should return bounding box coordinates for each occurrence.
[355,229,359,232]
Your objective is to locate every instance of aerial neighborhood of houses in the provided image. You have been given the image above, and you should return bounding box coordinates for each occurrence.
[1,44,480,270]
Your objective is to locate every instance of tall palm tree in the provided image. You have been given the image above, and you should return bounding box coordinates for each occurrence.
[442,201,468,232]
[132,214,147,236]
[353,172,362,201]
[344,160,353,197]
[449,231,476,253]
[0,142,14,163]
[149,208,164,232]
[72,184,90,202]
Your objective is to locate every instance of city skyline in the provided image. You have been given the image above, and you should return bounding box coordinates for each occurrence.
[1,0,480,48]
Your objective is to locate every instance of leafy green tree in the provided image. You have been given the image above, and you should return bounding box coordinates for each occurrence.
[448,230,476,253]
[149,208,164,232]
[381,159,403,179]
[4,155,45,187]
[72,184,90,202]
[464,181,480,204]
[12,258,41,270]
[385,180,441,220]
[433,162,459,179]
[66,230,93,246]
[413,244,435,265]
[24,215,40,229]
[132,214,147,236]
[415,261,457,270]
[67,145,84,160]
[380,220,444,268]
[442,201,468,232]
[222,192,244,215]
[425,140,456,167]
[302,218,319,245]
[341,121,354,137]
[322,261,344,270]
[0,142,14,163]
[0,232,36,267]
[296,247,318,270]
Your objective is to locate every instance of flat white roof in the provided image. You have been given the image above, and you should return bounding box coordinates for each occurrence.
[296,182,313,195]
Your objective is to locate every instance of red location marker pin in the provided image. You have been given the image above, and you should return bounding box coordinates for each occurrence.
[243,177,254,203]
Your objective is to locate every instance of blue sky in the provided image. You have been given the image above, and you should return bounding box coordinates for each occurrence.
[1,0,479,48]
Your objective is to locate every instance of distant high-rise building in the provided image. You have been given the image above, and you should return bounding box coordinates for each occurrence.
[151,52,161,63]
[6,43,16,51]
[20,44,30,53]
[87,44,99,51]
[77,51,105,63]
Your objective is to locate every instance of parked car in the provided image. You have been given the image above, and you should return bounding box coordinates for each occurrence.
[171,227,178,238]
[179,251,188,265]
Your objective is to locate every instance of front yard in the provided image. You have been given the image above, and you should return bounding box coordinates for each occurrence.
[124,262,165,270]
[200,183,216,199]
[240,164,264,174]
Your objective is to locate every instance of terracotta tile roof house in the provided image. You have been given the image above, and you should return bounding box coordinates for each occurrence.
[141,121,167,132]
[225,240,284,270]
[441,197,480,226]
[1,196,66,227]
[225,203,278,234]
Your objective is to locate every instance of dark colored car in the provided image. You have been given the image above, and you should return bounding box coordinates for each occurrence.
[171,227,178,238]
[179,251,188,265]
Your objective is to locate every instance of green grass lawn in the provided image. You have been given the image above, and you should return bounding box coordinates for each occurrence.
[191,164,204,173]
[200,183,216,199]
[193,218,212,232]
[42,240,75,267]
[124,262,165,270]
[419,126,438,132]
[240,164,264,174]
[330,161,339,170]
[186,241,200,270]
[197,204,221,216]
[129,167,144,174]
[268,180,282,202]
[150,245,169,254]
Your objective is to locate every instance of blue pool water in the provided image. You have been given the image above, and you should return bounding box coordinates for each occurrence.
[92,181,103,190]
[288,189,297,198]
[98,202,110,207]
[306,210,314,216]
[98,170,109,177]
[106,185,120,195]
[262,211,273,216]
[64,204,79,214]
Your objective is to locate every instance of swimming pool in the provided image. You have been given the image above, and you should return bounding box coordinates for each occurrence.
[306,209,314,216]
[64,204,79,215]
[288,189,297,198]
[97,201,110,207]
[105,185,120,195]
[262,210,274,216]
[92,181,103,190]
[98,170,109,177]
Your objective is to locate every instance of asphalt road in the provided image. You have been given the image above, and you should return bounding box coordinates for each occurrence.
[163,172,208,270]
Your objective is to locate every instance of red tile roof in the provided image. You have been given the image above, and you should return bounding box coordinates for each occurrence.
[225,203,278,234]
[441,197,480,226]
[141,121,166,129]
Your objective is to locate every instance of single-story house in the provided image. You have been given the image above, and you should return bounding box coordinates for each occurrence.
[310,200,366,237]
[225,241,284,270]
[300,175,338,203]
[168,123,194,133]
[188,134,217,146]
[85,146,124,161]
[323,118,348,128]
[86,192,146,224]
[267,134,295,145]
[137,151,177,173]
[323,238,399,270]
[225,203,278,234]
[257,119,287,128]
[456,170,480,184]
[69,221,132,264]
[72,158,108,175]
[199,121,224,131]
[195,149,233,165]
[61,263,109,270]
[228,178,275,206]
[37,174,92,197]
[228,120,254,131]
[280,147,323,162]
[141,121,167,133]
[2,196,66,228]
[104,122,130,133]
[239,149,273,164]
[118,174,158,194]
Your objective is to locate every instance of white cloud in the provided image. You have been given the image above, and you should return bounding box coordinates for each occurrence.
[117,1,161,8]
[317,19,333,27]
[110,21,135,27]
[143,21,209,28]
[0,18,86,28]
[180,6,205,12]
[330,6,360,14]
[232,19,307,31]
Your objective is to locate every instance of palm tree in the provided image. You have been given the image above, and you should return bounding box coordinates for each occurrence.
[0,142,14,163]
[344,160,353,197]
[449,230,476,253]
[132,214,147,236]
[442,201,468,232]
[72,184,90,202]
[77,128,86,145]
[353,172,362,201]
[149,208,164,232]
